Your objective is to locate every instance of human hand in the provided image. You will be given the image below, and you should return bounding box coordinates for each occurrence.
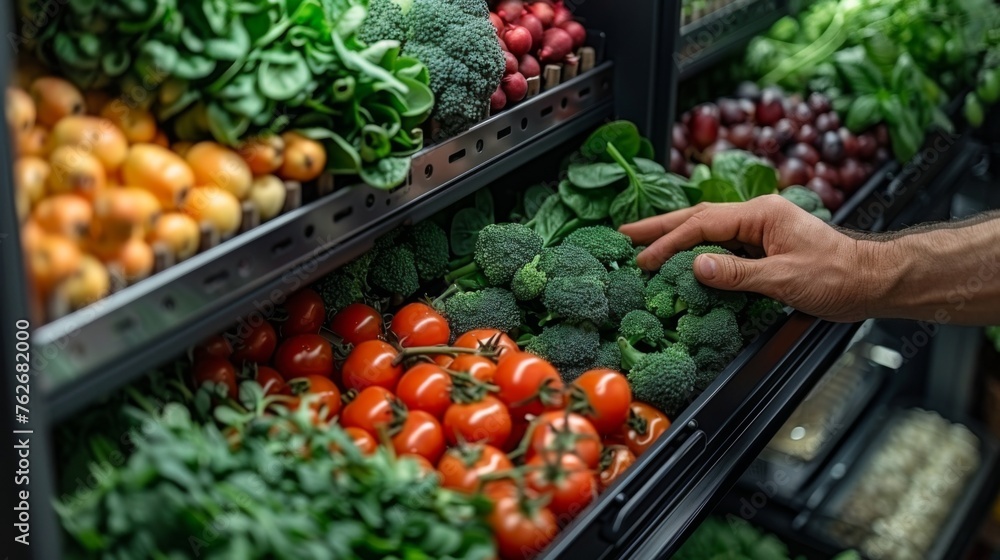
[618,195,887,323]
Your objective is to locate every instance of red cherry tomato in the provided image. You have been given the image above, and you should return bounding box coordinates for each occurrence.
[231,320,278,364]
[341,340,403,392]
[526,452,597,519]
[438,444,514,494]
[256,366,290,396]
[193,334,232,361]
[494,351,564,419]
[340,386,398,436]
[453,329,518,358]
[390,303,450,347]
[273,334,335,378]
[599,446,636,490]
[392,410,446,464]
[289,375,341,422]
[343,427,378,455]
[443,396,512,448]
[281,289,326,336]
[570,369,632,435]
[487,485,558,560]
[621,402,671,456]
[396,363,453,418]
[528,411,602,469]
[192,357,239,399]
[329,303,384,346]
[449,354,497,383]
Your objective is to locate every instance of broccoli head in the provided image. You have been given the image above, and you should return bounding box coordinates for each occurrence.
[561,226,635,267]
[645,274,683,320]
[781,186,832,221]
[511,255,547,301]
[606,267,647,322]
[404,0,504,137]
[744,297,786,340]
[658,246,748,315]
[538,244,609,284]
[619,338,696,417]
[405,221,450,282]
[368,245,420,298]
[542,276,609,326]
[442,287,521,335]
[593,340,623,372]
[314,269,365,315]
[677,307,744,388]
[358,0,409,44]
[524,323,600,374]
[618,310,665,347]
[472,223,544,287]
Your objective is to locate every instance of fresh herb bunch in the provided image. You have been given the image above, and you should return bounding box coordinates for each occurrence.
[23,0,434,188]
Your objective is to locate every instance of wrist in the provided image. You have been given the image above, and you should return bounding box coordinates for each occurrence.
[856,237,907,319]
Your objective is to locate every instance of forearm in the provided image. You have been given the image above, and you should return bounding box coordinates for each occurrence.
[862,213,1000,324]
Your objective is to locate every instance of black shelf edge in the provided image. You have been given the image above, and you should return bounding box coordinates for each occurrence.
[676,0,788,81]
[37,64,616,421]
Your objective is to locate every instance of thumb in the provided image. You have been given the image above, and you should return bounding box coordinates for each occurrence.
[693,253,771,294]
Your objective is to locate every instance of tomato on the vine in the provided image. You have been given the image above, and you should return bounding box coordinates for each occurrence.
[192,357,238,399]
[599,446,636,490]
[343,427,377,455]
[390,303,449,347]
[443,395,512,448]
[453,329,518,358]
[449,354,497,383]
[396,363,453,418]
[392,410,446,464]
[329,303,383,346]
[273,334,335,378]
[193,334,232,361]
[281,289,326,336]
[438,444,513,494]
[526,452,597,519]
[341,340,403,392]
[569,369,632,435]
[340,386,399,436]
[231,320,278,364]
[289,375,341,422]
[494,352,564,419]
[256,365,290,396]
[528,411,602,469]
[487,485,558,560]
[621,402,671,456]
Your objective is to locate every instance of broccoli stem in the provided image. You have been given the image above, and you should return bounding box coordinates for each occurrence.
[445,261,479,284]
[664,330,680,343]
[449,255,474,269]
[618,337,645,370]
[431,283,461,308]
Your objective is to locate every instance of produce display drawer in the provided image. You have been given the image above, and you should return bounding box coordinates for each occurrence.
[29,64,616,422]
[677,0,789,80]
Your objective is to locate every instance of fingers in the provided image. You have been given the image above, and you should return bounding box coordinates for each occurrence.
[694,253,780,296]
[617,205,708,245]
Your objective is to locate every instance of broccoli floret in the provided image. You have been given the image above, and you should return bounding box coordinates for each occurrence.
[618,310,665,347]
[619,338,696,417]
[561,226,635,267]
[677,307,744,388]
[403,0,504,137]
[658,246,748,315]
[606,267,647,322]
[537,244,609,284]
[524,323,600,374]
[358,0,409,44]
[744,297,786,340]
[315,269,365,315]
[405,221,450,282]
[645,274,684,320]
[511,255,547,301]
[368,245,420,298]
[442,287,521,334]
[542,276,609,326]
[593,340,623,371]
[624,245,646,271]
[781,186,832,221]
[452,223,542,287]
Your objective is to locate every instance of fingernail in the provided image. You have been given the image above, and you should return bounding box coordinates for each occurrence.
[696,255,717,279]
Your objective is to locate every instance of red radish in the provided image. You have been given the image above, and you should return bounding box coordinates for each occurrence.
[503,51,519,75]
[527,2,555,26]
[519,13,544,50]
[539,27,573,63]
[490,86,507,112]
[502,73,528,102]
[559,20,586,49]
[519,54,541,78]
[495,0,524,23]
[489,12,504,35]
[552,3,574,26]
[503,25,533,58]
